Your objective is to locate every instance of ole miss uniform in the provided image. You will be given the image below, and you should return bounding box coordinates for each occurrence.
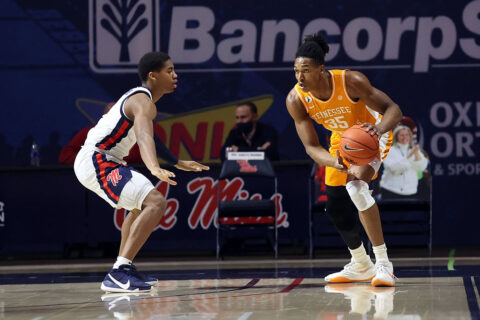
[294,69,393,186]
[74,87,155,210]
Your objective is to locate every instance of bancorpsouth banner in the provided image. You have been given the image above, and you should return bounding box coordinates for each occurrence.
[0,0,479,245]
[89,1,480,73]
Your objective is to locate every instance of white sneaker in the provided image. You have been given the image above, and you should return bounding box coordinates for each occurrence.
[325,259,376,283]
[371,261,396,287]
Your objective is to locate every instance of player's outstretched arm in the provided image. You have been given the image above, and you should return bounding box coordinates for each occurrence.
[346,71,403,135]
[175,160,210,172]
[126,94,177,185]
[286,89,346,171]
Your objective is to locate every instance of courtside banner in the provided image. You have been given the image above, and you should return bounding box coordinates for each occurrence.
[0,166,308,254]
[0,0,478,247]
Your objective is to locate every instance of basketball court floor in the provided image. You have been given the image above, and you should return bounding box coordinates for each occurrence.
[1,257,480,319]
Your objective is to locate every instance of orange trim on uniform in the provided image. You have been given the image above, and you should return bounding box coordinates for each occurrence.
[294,85,310,113]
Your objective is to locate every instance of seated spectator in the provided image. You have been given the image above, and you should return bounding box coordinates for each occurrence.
[59,103,169,165]
[221,101,279,161]
[379,125,429,199]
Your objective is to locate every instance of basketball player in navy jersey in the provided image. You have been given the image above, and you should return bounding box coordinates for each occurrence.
[74,52,209,293]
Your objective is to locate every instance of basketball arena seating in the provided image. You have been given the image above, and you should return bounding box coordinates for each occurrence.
[216,156,278,259]
[308,164,432,258]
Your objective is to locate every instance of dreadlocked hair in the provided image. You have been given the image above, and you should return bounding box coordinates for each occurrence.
[295,33,330,65]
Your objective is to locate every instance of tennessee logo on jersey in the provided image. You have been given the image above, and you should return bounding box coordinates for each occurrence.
[294,69,379,134]
[107,168,123,187]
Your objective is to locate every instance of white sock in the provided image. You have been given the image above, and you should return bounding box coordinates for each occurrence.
[113,256,132,269]
[373,243,389,263]
[349,243,370,265]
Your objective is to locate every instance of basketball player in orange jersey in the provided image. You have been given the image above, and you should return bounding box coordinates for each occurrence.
[286,34,402,287]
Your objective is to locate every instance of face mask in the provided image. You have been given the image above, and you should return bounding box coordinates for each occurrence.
[237,121,253,134]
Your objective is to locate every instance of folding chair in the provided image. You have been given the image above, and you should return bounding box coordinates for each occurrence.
[216,156,278,259]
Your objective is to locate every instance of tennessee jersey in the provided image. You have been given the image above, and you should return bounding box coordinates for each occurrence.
[294,69,392,186]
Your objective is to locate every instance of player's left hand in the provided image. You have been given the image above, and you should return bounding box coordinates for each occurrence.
[174,160,210,172]
[361,123,381,137]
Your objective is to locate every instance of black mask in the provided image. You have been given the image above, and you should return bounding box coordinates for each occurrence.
[237,121,254,134]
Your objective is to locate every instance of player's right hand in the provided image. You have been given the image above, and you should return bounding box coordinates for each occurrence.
[361,122,381,137]
[151,167,177,185]
[333,150,348,173]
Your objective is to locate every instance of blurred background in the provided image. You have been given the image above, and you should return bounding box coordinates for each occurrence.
[1,0,479,260]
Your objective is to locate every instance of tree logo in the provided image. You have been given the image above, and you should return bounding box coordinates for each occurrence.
[89,0,159,73]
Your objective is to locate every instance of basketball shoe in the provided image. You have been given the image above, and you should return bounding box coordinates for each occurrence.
[130,264,158,285]
[325,258,376,283]
[371,261,396,287]
[101,264,152,293]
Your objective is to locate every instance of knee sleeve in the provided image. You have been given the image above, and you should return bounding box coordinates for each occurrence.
[325,186,362,249]
[346,180,375,211]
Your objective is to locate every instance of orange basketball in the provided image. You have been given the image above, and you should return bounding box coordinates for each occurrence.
[339,125,379,166]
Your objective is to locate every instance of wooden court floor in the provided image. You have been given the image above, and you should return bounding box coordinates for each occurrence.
[1,258,480,319]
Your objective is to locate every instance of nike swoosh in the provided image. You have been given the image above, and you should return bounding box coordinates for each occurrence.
[344,144,364,151]
[108,274,130,290]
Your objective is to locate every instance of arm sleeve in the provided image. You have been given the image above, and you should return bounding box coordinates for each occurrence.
[58,127,91,164]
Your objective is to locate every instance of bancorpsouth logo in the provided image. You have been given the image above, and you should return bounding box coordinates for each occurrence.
[90,2,480,73]
[89,0,159,73]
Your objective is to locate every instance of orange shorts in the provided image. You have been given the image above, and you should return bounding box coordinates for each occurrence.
[325,131,392,187]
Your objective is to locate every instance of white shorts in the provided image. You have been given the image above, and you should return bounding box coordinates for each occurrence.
[74,147,154,211]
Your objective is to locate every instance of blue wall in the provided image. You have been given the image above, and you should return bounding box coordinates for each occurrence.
[1,0,479,250]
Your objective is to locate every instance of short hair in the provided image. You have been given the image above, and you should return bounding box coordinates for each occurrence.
[295,33,330,65]
[237,101,257,114]
[138,52,171,82]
